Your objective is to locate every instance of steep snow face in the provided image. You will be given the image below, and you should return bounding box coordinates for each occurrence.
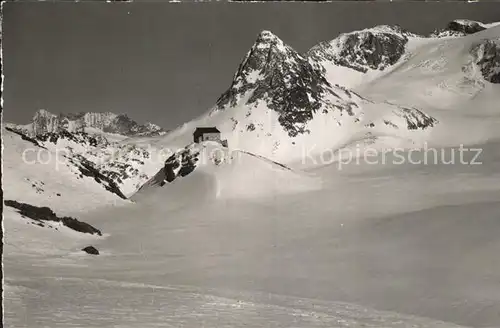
[214,30,334,137]
[23,109,167,137]
[5,125,163,198]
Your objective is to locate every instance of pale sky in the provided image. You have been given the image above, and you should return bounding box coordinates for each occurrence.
[3,1,500,130]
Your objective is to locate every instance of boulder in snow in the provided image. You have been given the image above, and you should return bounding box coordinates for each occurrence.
[82,246,99,255]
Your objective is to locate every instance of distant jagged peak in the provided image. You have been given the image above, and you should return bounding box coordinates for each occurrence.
[27,109,167,137]
[34,108,54,116]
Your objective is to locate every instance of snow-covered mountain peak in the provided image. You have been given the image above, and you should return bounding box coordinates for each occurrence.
[212,30,337,137]
[306,25,413,75]
[234,30,300,76]
[34,108,53,117]
[255,30,284,43]
[143,122,164,134]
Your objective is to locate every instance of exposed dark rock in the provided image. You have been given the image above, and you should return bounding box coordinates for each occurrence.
[164,153,181,183]
[68,155,128,199]
[5,127,47,149]
[470,39,500,83]
[164,147,200,183]
[212,29,434,138]
[82,246,99,255]
[4,200,102,235]
[215,31,336,137]
[136,145,203,192]
[36,130,109,148]
[97,144,153,188]
[397,108,438,130]
[431,20,487,38]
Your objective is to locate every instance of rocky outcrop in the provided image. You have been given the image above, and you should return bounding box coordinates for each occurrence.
[5,126,47,149]
[68,155,128,199]
[307,25,414,73]
[396,107,439,130]
[469,38,500,83]
[164,147,200,183]
[215,31,342,137]
[212,29,437,138]
[431,19,487,38]
[82,246,99,255]
[36,129,109,148]
[5,200,102,235]
[29,109,166,137]
[448,20,487,35]
[137,143,223,191]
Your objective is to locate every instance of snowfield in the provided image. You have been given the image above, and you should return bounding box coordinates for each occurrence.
[4,20,500,328]
[5,141,500,327]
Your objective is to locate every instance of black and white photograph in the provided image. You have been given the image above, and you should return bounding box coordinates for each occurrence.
[2,1,500,327]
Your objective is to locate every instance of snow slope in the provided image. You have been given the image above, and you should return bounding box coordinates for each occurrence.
[5,141,500,327]
[31,23,500,198]
[135,141,321,201]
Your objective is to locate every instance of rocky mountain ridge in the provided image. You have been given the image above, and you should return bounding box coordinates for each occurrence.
[469,38,500,84]
[6,19,499,201]
[212,28,437,141]
[430,19,489,38]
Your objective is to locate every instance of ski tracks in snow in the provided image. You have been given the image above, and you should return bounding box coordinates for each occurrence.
[5,276,468,328]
